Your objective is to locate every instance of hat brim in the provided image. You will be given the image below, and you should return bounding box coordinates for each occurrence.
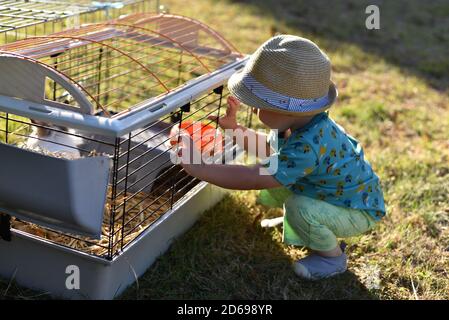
[228,69,337,117]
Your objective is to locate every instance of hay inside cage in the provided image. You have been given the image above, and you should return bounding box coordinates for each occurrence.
[11,161,194,257]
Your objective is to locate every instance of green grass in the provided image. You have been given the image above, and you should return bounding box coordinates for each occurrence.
[1,0,448,300]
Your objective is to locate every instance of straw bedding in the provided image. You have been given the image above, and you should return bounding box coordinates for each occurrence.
[9,145,194,257]
[11,188,172,256]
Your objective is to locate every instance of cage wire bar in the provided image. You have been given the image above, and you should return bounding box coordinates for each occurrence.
[0,12,246,260]
[0,0,154,44]
[0,75,231,260]
[0,13,242,115]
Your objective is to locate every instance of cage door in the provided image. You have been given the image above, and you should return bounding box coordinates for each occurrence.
[0,143,110,238]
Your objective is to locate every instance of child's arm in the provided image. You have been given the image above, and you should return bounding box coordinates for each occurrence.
[175,133,281,190]
[208,96,271,159]
[183,163,282,190]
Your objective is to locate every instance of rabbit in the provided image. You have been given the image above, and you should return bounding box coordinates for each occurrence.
[26,119,83,159]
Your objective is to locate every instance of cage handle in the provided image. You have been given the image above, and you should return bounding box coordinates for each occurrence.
[0,54,94,115]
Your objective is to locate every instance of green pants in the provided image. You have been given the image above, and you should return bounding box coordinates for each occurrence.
[258,188,377,251]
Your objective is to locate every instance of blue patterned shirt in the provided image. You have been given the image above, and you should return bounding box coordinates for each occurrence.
[264,112,386,220]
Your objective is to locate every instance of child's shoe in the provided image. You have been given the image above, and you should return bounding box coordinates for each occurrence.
[293,243,347,280]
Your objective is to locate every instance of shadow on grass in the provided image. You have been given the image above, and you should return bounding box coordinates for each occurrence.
[119,195,378,300]
[226,0,449,91]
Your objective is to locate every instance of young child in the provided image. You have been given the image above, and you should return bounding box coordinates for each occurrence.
[175,35,386,280]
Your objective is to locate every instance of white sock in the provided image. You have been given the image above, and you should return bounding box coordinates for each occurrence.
[260,216,283,228]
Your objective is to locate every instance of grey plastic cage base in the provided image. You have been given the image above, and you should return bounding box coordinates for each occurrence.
[0,181,228,299]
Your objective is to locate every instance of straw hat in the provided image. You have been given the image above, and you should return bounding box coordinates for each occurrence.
[228,35,337,116]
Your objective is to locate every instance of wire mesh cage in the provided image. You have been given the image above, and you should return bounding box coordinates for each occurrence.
[0,0,154,44]
[0,13,249,297]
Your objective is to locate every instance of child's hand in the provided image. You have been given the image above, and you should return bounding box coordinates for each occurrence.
[172,133,204,176]
[208,96,240,130]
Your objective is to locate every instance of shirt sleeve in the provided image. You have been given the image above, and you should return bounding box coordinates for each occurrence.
[263,140,318,187]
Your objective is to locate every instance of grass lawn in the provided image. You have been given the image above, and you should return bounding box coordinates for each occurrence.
[1,0,448,299]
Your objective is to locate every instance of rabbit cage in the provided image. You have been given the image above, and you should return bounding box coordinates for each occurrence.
[0,12,249,299]
[0,0,154,44]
